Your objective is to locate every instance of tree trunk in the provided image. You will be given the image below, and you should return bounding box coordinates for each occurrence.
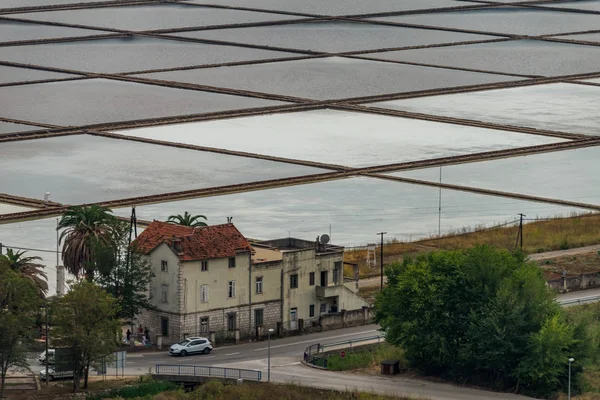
[83,360,90,390]
[72,354,80,392]
[1,368,7,399]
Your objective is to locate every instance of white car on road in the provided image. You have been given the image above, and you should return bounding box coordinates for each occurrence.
[169,337,213,357]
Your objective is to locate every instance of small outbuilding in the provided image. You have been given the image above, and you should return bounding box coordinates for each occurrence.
[381,359,400,375]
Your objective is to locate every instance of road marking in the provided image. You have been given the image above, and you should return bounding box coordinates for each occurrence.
[126,362,135,364]
[253,329,378,351]
[225,352,240,356]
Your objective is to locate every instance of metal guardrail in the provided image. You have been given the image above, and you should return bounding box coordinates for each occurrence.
[559,294,600,306]
[154,364,262,381]
[303,334,385,369]
[319,334,385,351]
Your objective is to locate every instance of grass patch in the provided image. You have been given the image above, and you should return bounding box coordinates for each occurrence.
[359,285,380,304]
[345,214,600,279]
[86,380,177,400]
[538,252,600,276]
[139,381,419,400]
[327,342,407,372]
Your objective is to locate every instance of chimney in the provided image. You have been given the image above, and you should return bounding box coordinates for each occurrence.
[172,238,183,254]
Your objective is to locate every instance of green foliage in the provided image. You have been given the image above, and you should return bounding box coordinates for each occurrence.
[86,380,177,400]
[0,264,42,398]
[95,222,154,320]
[0,248,48,296]
[167,211,208,227]
[58,204,119,281]
[513,315,575,396]
[327,343,407,371]
[51,281,121,391]
[374,245,597,397]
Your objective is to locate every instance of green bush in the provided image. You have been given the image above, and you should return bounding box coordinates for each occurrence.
[327,343,406,371]
[87,380,177,400]
[374,246,599,397]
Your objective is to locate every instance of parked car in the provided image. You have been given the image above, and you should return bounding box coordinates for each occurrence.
[168,337,212,356]
[39,367,72,381]
[38,349,55,365]
[39,366,96,381]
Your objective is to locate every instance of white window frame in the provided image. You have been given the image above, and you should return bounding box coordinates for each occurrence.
[201,260,208,272]
[200,285,209,303]
[228,280,236,298]
[256,277,263,294]
[161,260,168,273]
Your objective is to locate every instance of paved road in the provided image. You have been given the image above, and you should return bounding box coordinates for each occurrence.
[528,244,600,261]
[558,287,600,301]
[29,245,600,399]
[28,324,535,399]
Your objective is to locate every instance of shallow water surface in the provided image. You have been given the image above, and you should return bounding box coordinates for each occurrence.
[116,109,563,168]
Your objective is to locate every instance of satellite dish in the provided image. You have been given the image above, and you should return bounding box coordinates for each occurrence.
[320,234,330,245]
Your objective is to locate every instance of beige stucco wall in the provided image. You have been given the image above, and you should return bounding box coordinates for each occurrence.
[251,262,282,305]
[281,249,344,327]
[182,253,250,314]
[148,243,180,314]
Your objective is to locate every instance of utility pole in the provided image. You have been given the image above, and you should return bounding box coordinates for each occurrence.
[516,213,526,252]
[44,301,49,385]
[377,232,387,290]
[438,166,442,237]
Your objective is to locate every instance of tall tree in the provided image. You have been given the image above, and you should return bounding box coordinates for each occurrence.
[58,205,118,281]
[375,246,596,397]
[95,222,154,322]
[51,281,120,391]
[0,249,48,296]
[0,265,41,398]
[167,211,207,227]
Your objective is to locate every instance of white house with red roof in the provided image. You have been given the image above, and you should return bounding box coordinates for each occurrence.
[134,221,369,345]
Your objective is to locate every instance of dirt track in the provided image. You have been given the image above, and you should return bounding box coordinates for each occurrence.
[358,244,600,288]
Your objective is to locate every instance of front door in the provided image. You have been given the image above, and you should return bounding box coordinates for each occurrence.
[290,308,298,330]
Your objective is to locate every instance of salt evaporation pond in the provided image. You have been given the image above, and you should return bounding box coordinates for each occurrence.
[136,57,520,101]
[370,8,600,36]
[0,79,287,126]
[12,4,300,31]
[0,37,296,74]
[114,109,564,168]
[0,134,326,204]
[390,146,600,205]
[177,20,495,53]
[371,83,600,136]
[363,40,600,77]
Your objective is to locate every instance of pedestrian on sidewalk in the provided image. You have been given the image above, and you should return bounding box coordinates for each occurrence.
[144,327,150,343]
[126,329,131,343]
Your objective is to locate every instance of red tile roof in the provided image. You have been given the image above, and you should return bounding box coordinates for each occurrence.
[134,221,252,261]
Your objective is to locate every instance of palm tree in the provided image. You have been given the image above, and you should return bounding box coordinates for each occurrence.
[57,205,118,281]
[0,249,48,296]
[167,211,208,227]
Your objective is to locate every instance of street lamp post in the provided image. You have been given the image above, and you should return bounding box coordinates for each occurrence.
[568,357,574,400]
[268,328,274,383]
